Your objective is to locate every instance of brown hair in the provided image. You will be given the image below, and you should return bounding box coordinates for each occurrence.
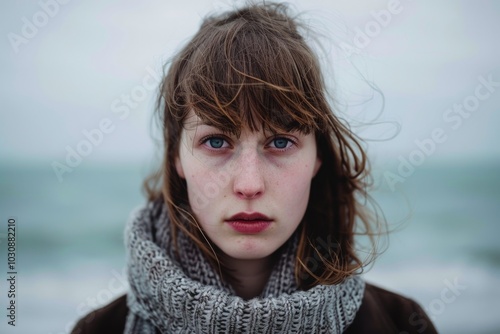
[144,2,381,290]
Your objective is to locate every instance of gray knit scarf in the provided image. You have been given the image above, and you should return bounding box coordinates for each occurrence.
[124,200,365,333]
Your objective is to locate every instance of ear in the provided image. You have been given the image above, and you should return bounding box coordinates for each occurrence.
[175,156,185,179]
[313,156,322,177]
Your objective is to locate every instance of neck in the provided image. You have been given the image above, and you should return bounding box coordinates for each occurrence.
[219,252,279,300]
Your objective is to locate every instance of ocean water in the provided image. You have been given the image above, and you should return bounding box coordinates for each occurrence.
[0,161,499,333]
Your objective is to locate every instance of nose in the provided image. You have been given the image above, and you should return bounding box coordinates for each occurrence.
[232,149,265,200]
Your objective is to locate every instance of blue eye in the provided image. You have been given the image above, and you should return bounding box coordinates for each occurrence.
[207,137,225,149]
[270,137,293,150]
[273,138,289,149]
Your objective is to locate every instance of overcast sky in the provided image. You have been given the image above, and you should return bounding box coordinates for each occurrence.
[1,0,499,168]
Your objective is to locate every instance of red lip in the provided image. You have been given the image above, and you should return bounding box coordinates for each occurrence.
[225,212,272,234]
[227,212,272,221]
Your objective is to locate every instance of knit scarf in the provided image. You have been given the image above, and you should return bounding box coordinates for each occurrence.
[124,200,365,334]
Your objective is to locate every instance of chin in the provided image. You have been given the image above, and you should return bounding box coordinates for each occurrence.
[222,239,280,260]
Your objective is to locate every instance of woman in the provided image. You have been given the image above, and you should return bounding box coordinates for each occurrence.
[73,3,437,333]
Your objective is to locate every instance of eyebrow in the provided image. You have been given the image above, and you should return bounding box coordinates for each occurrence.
[189,111,310,136]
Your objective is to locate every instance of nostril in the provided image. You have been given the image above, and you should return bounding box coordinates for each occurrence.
[236,189,263,200]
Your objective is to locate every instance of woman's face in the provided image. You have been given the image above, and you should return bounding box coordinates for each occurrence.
[175,111,321,260]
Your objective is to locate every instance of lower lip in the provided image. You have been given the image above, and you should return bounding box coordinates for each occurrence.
[226,221,272,234]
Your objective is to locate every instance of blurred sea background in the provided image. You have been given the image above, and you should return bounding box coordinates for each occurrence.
[1,162,499,333]
[1,1,499,333]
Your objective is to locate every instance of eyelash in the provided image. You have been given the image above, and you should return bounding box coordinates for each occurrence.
[200,134,297,152]
[201,135,231,150]
[268,136,296,151]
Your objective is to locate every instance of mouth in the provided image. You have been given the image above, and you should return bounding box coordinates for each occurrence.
[226,212,272,221]
[225,212,273,234]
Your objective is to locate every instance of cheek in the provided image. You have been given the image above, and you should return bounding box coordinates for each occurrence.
[276,164,315,204]
[179,150,208,192]
[183,164,225,217]
[179,158,206,210]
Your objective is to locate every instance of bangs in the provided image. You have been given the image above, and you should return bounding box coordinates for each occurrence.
[176,5,329,136]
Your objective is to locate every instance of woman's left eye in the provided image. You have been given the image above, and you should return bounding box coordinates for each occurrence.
[269,137,293,150]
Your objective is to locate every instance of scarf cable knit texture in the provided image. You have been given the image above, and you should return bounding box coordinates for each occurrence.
[124,200,365,333]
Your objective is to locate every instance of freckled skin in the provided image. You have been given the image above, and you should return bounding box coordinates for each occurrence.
[175,112,322,260]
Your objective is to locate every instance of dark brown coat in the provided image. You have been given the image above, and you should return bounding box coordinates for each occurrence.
[71,283,438,333]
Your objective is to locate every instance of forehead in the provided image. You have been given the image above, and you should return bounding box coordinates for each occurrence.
[172,7,329,138]
[182,111,203,130]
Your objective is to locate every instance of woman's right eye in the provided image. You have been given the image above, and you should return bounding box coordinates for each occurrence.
[202,136,229,149]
